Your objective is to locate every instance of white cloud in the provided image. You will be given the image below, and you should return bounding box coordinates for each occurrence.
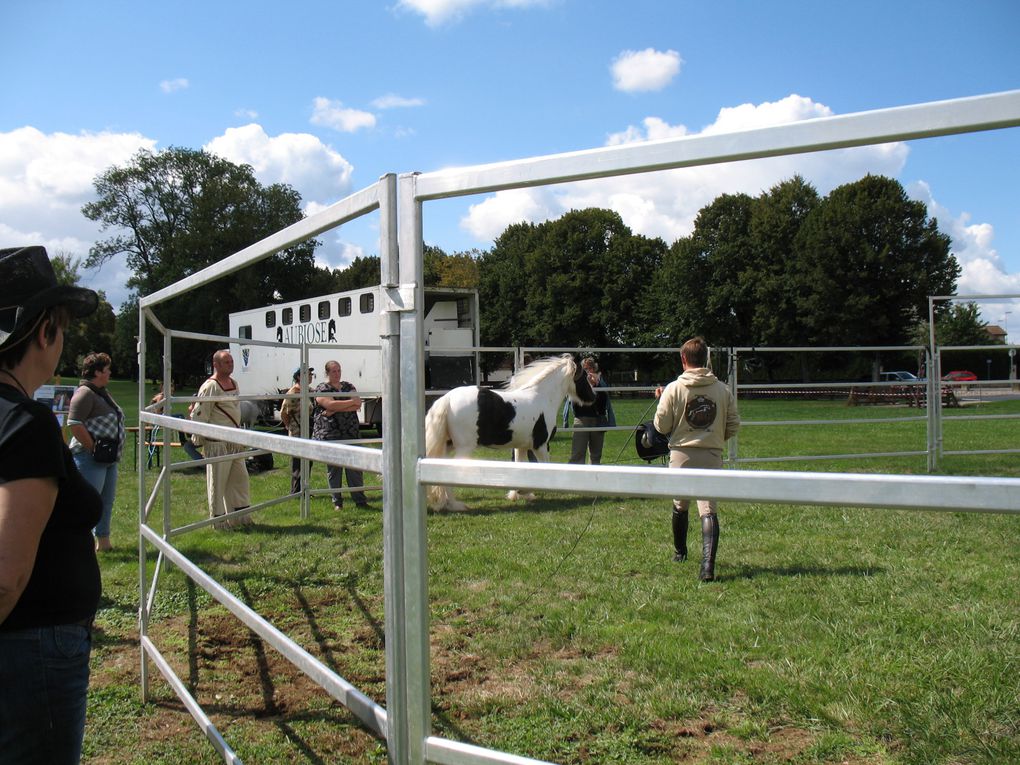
[0,124,363,311]
[462,188,557,240]
[0,126,156,310]
[302,213,366,270]
[372,93,426,109]
[234,108,259,120]
[606,116,688,146]
[396,0,548,26]
[611,48,682,93]
[463,95,909,243]
[203,123,354,203]
[908,181,1020,325]
[310,97,376,133]
[704,94,829,133]
[160,78,189,94]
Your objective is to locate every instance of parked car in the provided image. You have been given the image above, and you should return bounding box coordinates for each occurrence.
[880,371,921,382]
[942,370,977,382]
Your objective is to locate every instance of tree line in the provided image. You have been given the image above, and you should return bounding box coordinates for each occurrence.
[58,147,999,384]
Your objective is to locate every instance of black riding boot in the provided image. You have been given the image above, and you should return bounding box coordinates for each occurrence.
[699,514,719,582]
[671,508,688,562]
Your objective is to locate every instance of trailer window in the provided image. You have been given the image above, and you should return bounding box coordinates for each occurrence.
[239,325,252,340]
[338,298,351,317]
[299,304,311,323]
[265,311,276,328]
[282,307,293,325]
[360,293,374,314]
[318,301,330,320]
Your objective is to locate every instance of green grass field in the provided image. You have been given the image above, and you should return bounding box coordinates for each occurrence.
[81,381,1020,764]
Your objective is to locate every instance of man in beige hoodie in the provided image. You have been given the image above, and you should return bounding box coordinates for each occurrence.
[653,337,740,581]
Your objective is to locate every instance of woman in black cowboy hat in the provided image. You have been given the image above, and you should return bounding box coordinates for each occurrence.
[0,246,103,764]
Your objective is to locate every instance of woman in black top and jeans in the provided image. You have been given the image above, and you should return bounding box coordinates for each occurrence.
[0,246,102,765]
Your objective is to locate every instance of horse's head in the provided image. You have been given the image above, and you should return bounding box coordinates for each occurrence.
[568,354,597,405]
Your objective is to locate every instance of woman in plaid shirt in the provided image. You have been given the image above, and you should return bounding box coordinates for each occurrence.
[68,352,124,553]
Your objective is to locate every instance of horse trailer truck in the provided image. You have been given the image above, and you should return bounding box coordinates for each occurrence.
[228,286,479,431]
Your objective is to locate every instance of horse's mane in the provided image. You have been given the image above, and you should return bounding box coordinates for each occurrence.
[505,354,575,391]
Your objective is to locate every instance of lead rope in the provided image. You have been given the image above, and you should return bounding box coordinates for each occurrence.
[510,394,661,611]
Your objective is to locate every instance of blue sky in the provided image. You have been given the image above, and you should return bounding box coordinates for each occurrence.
[3,0,1019,335]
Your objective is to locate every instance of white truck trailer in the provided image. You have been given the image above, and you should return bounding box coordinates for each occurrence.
[228,285,479,430]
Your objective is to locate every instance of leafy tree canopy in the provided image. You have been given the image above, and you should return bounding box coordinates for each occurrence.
[50,250,116,378]
[792,174,957,346]
[424,245,481,289]
[82,147,329,381]
[910,301,994,347]
[331,255,381,292]
[652,175,958,353]
[478,209,665,350]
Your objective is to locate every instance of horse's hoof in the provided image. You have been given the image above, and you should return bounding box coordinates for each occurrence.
[506,490,520,502]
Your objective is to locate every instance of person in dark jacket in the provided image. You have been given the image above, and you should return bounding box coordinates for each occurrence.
[562,356,616,465]
[0,245,102,764]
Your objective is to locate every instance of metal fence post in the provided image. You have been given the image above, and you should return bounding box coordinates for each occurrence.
[396,171,431,765]
[137,305,150,702]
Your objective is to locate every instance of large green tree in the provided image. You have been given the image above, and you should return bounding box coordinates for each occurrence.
[652,177,823,351]
[910,302,992,347]
[478,222,541,347]
[50,251,116,378]
[748,176,820,347]
[478,209,665,350]
[652,193,756,348]
[792,174,958,347]
[83,147,328,382]
[651,174,957,369]
[331,255,381,292]
[424,245,481,289]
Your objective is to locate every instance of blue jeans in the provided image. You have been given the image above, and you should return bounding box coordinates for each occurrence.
[73,451,119,537]
[0,624,92,764]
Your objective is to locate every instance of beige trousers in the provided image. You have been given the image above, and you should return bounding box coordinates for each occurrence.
[669,446,723,518]
[204,440,251,518]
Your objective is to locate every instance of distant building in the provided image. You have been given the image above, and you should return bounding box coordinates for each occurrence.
[985,324,1007,343]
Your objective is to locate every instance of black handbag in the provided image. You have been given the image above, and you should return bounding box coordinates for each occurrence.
[92,437,119,463]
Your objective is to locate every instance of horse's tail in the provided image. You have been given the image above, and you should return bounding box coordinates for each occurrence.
[424,394,452,509]
[424,393,452,459]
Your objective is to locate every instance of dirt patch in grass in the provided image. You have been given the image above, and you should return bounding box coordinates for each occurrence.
[91,590,882,764]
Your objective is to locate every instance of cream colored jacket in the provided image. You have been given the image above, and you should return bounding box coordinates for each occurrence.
[190,377,242,433]
[653,367,740,451]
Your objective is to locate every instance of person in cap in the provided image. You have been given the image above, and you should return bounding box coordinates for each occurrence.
[0,246,102,763]
[279,365,314,494]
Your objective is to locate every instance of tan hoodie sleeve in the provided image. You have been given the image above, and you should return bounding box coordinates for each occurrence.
[653,382,681,436]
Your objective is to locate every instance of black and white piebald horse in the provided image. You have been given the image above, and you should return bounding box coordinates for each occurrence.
[425,354,596,511]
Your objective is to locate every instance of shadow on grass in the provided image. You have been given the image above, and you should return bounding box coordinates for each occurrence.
[430,494,602,518]
[720,563,885,581]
